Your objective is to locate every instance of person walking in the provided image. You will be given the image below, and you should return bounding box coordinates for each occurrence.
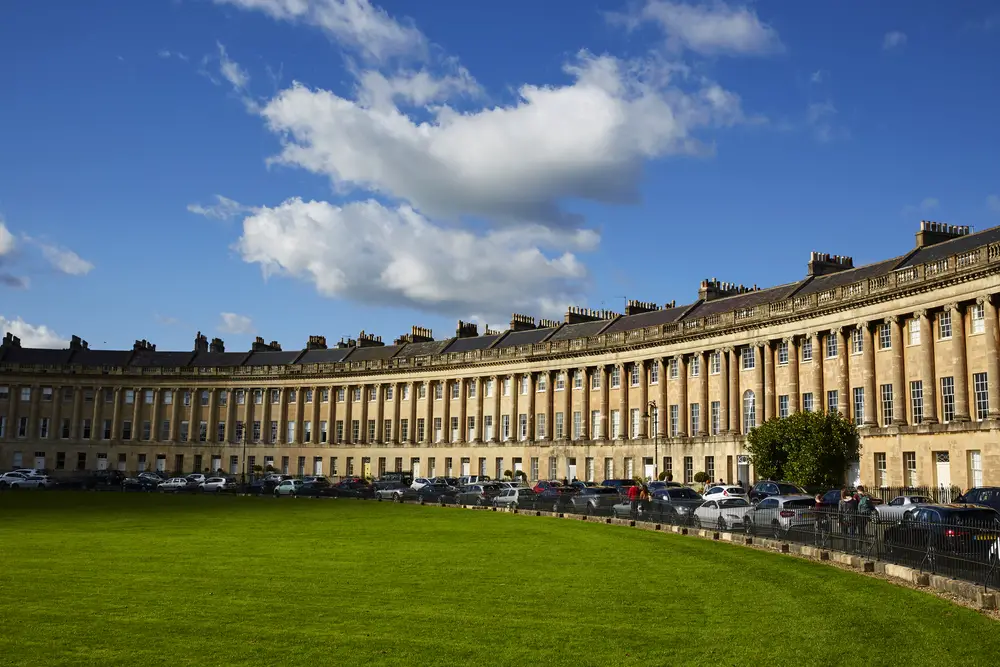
[627,482,642,518]
[855,485,875,551]
[839,487,858,551]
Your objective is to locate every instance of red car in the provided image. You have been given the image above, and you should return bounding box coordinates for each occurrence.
[533,480,563,494]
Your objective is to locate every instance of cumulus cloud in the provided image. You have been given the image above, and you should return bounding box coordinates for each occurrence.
[214,0,427,64]
[612,0,784,56]
[883,31,907,50]
[38,243,94,276]
[187,195,251,220]
[0,315,68,348]
[0,219,15,256]
[219,312,255,335]
[902,197,939,217]
[235,198,595,319]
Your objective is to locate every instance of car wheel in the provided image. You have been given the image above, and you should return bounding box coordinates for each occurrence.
[692,516,702,529]
[393,493,402,503]
[10,483,19,490]
[510,502,518,510]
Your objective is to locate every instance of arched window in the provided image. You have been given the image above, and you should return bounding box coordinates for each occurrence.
[743,390,756,432]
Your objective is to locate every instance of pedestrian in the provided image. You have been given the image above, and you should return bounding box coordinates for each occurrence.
[627,482,641,517]
[839,486,857,549]
[855,485,874,547]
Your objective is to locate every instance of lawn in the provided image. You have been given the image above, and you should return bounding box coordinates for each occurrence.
[1,493,996,666]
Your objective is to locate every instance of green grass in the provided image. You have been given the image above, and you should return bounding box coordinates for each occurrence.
[1,493,996,666]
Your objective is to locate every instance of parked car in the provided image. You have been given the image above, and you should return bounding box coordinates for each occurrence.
[411,477,435,490]
[875,495,934,521]
[332,479,375,499]
[122,476,161,492]
[159,477,197,493]
[0,472,49,489]
[641,486,705,523]
[884,505,1000,562]
[743,495,818,538]
[570,480,599,491]
[186,474,208,484]
[601,479,639,497]
[375,482,418,502]
[532,480,563,494]
[702,485,747,501]
[458,475,491,486]
[296,481,339,498]
[493,487,537,508]
[415,483,459,503]
[431,477,460,487]
[536,486,578,512]
[457,483,502,506]
[749,481,807,504]
[956,487,1000,513]
[693,498,752,530]
[200,477,235,492]
[274,479,305,496]
[569,486,621,514]
[248,479,279,496]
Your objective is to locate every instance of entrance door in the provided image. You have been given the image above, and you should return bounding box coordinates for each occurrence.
[362,460,372,479]
[568,458,578,481]
[211,457,222,473]
[411,458,420,478]
[155,456,166,472]
[461,458,471,476]
[314,458,323,475]
[847,460,861,487]
[34,455,46,471]
[737,455,750,487]
[643,457,655,480]
[936,452,952,502]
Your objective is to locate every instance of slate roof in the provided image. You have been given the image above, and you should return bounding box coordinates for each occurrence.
[684,282,805,319]
[492,327,558,349]
[0,347,76,365]
[190,351,250,367]
[442,334,503,353]
[603,304,690,335]
[795,258,903,296]
[243,350,304,366]
[547,319,614,342]
[394,339,453,358]
[294,348,353,364]
[900,226,1000,268]
[344,344,402,362]
[129,351,197,368]
[69,349,135,367]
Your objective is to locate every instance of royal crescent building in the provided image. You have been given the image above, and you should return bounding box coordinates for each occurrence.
[3,221,1000,490]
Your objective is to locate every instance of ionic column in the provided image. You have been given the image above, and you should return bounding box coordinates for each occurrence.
[3,384,17,442]
[50,385,63,441]
[562,370,571,440]
[510,375,519,441]
[110,387,122,441]
[859,322,877,426]
[491,376,500,443]
[169,388,181,441]
[545,371,556,440]
[224,390,235,443]
[638,360,649,438]
[457,379,467,444]
[473,378,484,442]
[375,383,386,443]
[150,389,161,442]
[754,344,765,427]
[131,387,142,439]
[727,349,740,434]
[276,388,287,445]
[763,342,776,421]
[358,385,370,443]
[241,388,253,442]
[718,350,729,433]
[787,336,800,414]
[888,316,906,425]
[581,367,591,440]
[982,295,1000,418]
[440,380,451,443]
[599,365,610,440]
[676,355,688,437]
[619,363,630,439]
[259,391,272,444]
[408,381,418,443]
[70,387,82,440]
[424,381,433,443]
[698,352,709,436]
[90,386,103,442]
[526,373,536,441]
[835,328,849,417]
[813,331,825,412]
[295,387,306,443]
[949,302,971,422]
[312,386,322,443]
[393,382,403,444]
[657,359,668,437]
[26,384,41,440]
[344,385,354,444]
[189,389,200,443]
[327,385,337,443]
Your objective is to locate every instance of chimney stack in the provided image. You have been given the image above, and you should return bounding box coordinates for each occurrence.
[564,306,619,324]
[456,320,479,338]
[538,318,560,329]
[509,313,537,332]
[356,330,385,348]
[916,220,972,248]
[306,335,327,350]
[807,251,855,277]
[132,339,156,352]
[2,332,21,348]
[69,335,87,351]
[194,331,209,353]
[625,300,659,316]
[698,278,759,301]
[209,337,225,353]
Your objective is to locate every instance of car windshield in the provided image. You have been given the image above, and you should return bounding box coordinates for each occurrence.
[668,488,701,500]
[950,510,1000,524]
[719,498,750,508]
[724,487,746,494]
[783,498,814,509]
[910,496,931,504]
[588,488,619,495]
[776,483,804,494]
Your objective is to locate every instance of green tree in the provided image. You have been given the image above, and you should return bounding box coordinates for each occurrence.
[746,411,860,487]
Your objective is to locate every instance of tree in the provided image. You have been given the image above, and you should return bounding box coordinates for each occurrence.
[503,469,513,481]
[514,470,527,481]
[746,411,860,488]
[693,471,709,484]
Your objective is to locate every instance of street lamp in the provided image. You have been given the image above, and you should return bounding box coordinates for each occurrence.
[642,400,658,481]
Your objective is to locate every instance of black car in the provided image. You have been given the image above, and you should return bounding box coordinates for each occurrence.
[296,481,337,497]
[415,483,458,504]
[884,504,1000,561]
[749,480,807,504]
[332,480,375,499]
[122,476,161,492]
[956,487,1000,512]
[248,479,279,496]
[643,487,705,524]
[534,486,579,512]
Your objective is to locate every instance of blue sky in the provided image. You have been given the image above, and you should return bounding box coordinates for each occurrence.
[1,0,999,351]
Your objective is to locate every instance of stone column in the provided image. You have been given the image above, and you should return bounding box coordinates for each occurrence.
[835,328,849,417]
[754,343,765,427]
[786,336,800,414]
[224,390,235,444]
[424,381,433,443]
[763,343,775,421]
[545,371,556,440]
[189,388,200,444]
[26,384,41,440]
[327,385,338,443]
[888,316,906,425]
[728,348,740,434]
[131,387,141,440]
[358,385,369,443]
[619,363,630,440]
[698,352,710,436]
[392,382,402,445]
[312,386,322,443]
[441,380,451,443]
[982,295,1000,418]
[259,391,272,444]
[50,385,63,441]
[718,350,728,433]
[491,376,501,443]
[676,355,688,437]
[242,388,253,443]
[408,381,418,443]
[275,388,286,445]
[510,375,519,441]
[526,373,536,441]
[658,359,669,437]
[295,387,306,443]
[150,389,160,442]
[860,321,877,426]
[600,365,610,441]
[562,370,571,440]
[70,387,82,440]
[3,384,17,442]
[638,360,649,438]
[343,385,354,444]
[110,387,122,441]
[375,383,386,443]
[91,386,103,442]
[457,378,467,444]
[581,367,591,440]
[813,332,825,412]
[169,388,181,441]
[949,302,971,422]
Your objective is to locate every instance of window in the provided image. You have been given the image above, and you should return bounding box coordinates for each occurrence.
[710,401,720,435]
[288,389,297,403]
[548,457,558,480]
[434,383,443,400]
[81,419,91,439]
[503,378,511,397]
[144,390,153,404]
[305,421,314,443]
[451,416,459,442]
[482,415,493,440]
[337,388,346,402]
[555,412,564,439]
[251,421,260,443]
[571,411,580,440]
[973,372,989,421]
[271,389,281,404]
[321,388,329,403]
[288,421,297,443]
[705,456,715,482]
[710,352,721,375]
[590,411,600,439]
[690,357,700,377]
[520,376,529,395]
[218,390,227,407]
[270,421,278,443]
[466,416,474,441]
[124,389,134,405]
[878,323,891,350]
[60,418,69,439]
[827,390,839,415]
[468,381,477,397]
[573,371,582,389]
[630,408,640,438]
[452,382,460,399]
[664,457,672,480]
[0,386,7,400]
[669,404,679,437]
[683,456,693,484]
[903,452,917,486]
[777,340,789,365]
[689,403,700,435]
[669,358,679,379]
[102,419,112,440]
[336,420,345,442]
[17,416,27,438]
[853,387,865,425]
[801,339,813,362]
[417,384,426,400]
[39,418,50,439]
[630,364,640,387]
[591,373,601,390]
[501,415,510,441]
[105,388,115,403]
[972,303,985,334]
[416,418,425,442]
[305,389,314,403]
[910,380,924,424]
[200,421,209,442]
[610,410,621,439]
[400,419,409,442]
[803,392,814,413]
[585,457,595,483]
[604,457,614,481]
[778,395,789,419]
[969,450,984,487]
[938,310,952,339]
[161,420,170,441]
[218,422,226,442]
[941,377,955,422]
[179,421,189,442]
[875,453,887,487]
[880,384,894,426]
[353,388,361,402]
[908,318,921,345]
[236,390,245,405]
[401,385,409,400]
[530,457,539,481]
[851,328,864,354]
[369,387,378,402]
[742,390,756,432]
[610,366,621,388]
[741,347,755,370]
[368,420,377,442]
[649,406,659,437]
[485,379,493,398]
[826,334,838,358]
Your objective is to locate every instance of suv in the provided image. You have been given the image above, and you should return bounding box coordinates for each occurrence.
[749,480,807,504]
[956,487,1000,512]
[601,479,639,497]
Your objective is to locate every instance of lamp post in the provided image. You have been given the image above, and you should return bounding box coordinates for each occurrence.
[240,421,248,493]
[642,400,658,481]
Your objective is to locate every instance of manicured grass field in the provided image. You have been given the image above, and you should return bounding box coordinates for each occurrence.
[1,492,997,666]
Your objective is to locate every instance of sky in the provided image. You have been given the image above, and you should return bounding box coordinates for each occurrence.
[1,0,999,351]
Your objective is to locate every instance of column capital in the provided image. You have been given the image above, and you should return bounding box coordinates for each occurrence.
[855,320,870,331]
[722,346,734,354]
[977,294,992,306]
[781,335,796,345]
[830,326,843,336]
[913,308,928,319]
[673,353,685,362]
[945,302,962,313]
[884,315,899,325]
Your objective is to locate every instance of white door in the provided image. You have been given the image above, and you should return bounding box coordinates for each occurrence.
[314,458,323,475]
[155,457,166,472]
[970,451,983,487]
[211,457,222,473]
[117,456,127,472]
[461,459,471,476]
[737,455,751,487]
[411,460,420,477]
[847,460,861,487]
[567,459,577,481]
[643,457,655,480]
[34,455,45,470]
[936,452,952,502]
[514,460,523,473]
[97,456,108,471]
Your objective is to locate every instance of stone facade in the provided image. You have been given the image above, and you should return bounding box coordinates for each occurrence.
[2,221,1000,490]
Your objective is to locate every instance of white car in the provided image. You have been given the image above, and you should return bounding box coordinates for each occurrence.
[0,471,46,489]
[159,477,192,492]
[274,479,305,496]
[702,485,748,501]
[411,477,434,490]
[493,487,537,508]
[186,474,207,484]
[200,477,232,492]
[876,495,934,521]
[693,497,752,530]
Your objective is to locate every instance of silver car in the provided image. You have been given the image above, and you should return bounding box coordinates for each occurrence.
[876,495,934,521]
[375,483,418,502]
[493,487,537,508]
[693,497,752,530]
[743,494,818,538]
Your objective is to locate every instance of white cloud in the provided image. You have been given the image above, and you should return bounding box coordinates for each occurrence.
[158,49,189,61]
[154,313,180,326]
[261,51,748,226]
[214,0,427,64]
[0,218,15,256]
[901,197,939,217]
[217,42,250,92]
[38,243,94,276]
[810,70,824,84]
[806,101,844,143]
[355,68,480,108]
[235,198,596,319]
[613,0,783,56]
[0,315,68,348]
[219,312,256,335]
[187,194,251,220]
[883,31,907,50]
[987,195,1000,213]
